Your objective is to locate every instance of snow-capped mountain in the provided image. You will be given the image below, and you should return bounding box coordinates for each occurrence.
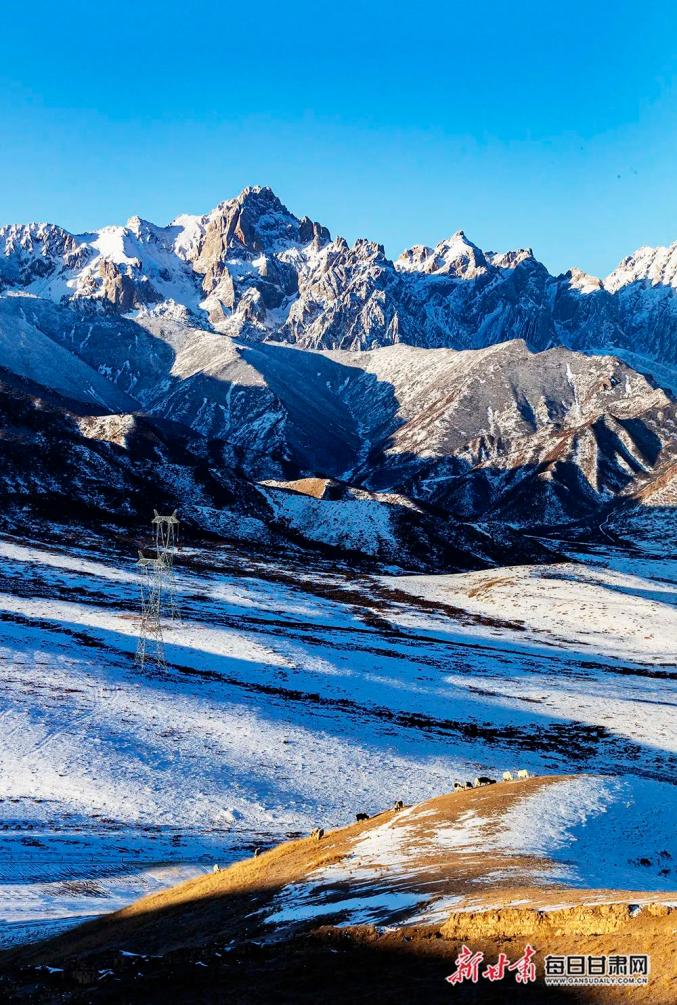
[1,185,676,370]
[0,188,330,339]
[0,185,674,562]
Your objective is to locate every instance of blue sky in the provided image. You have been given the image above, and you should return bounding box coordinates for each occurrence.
[1,0,675,276]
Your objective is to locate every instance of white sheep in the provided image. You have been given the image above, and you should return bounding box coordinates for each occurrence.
[502,771,514,782]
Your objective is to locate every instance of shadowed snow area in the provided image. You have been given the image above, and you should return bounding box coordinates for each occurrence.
[259,775,676,932]
[0,535,674,946]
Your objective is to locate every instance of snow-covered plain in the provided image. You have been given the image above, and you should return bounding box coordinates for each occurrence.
[387,558,677,664]
[0,536,674,945]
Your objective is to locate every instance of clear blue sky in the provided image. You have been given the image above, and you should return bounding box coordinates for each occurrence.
[1,0,675,277]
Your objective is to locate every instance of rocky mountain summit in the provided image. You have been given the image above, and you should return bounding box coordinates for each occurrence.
[1,185,675,369]
[0,186,674,564]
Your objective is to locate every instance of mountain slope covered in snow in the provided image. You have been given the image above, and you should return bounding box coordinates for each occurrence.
[1,186,676,371]
[0,185,674,554]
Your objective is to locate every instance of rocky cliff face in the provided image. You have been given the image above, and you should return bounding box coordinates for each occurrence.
[0,186,674,557]
[1,185,675,373]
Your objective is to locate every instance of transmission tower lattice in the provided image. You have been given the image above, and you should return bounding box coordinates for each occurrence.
[135,509,181,669]
[152,509,181,622]
[136,551,167,670]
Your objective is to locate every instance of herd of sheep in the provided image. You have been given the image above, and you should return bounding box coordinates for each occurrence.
[305,770,533,840]
[210,772,536,867]
[455,768,530,789]
[209,768,536,868]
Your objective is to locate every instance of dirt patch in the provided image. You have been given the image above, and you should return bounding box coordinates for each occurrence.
[466,574,516,598]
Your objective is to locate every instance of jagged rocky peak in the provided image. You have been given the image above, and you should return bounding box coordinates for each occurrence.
[0,222,87,287]
[298,215,331,245]
[293,236,393,298]
[186,187,331,304]
[487,247,536,270]
[335,238,390,275]
[604,240,677,292]
[564,266,604,293]
[0,220,71,250]
[396,230,490,279]
[0,187,675,370]
[396,244,433,271]
[199,186,329,260]
[211,186,298,248]
[354,237,387,256]
[94,257,163,310]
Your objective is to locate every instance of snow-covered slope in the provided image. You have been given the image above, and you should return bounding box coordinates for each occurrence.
[0,535,673,948]
[0,306,673,538]
[0,296,137,412]
[255,775,676,936]
[388,560,677,664]
[0,185,675,548]
[1,186,676,373]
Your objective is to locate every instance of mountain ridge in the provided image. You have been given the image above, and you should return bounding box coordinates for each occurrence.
[1,185,675,368]
[0,185,674,562]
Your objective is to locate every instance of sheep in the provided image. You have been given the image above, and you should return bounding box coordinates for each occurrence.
[465,781,474,788]
[355,812,370,822]
[310,827,325,840]
[393,800,404,812]
[474,776,496,786]
[211,864,221,873]
[502,771,514,782]
[517,769,529,779]
[453,781,465,791]
[253,847,261,858]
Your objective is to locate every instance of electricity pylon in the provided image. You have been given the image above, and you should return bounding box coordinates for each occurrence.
[135,550,167,670]
[135,509,181,669]
[152,508,180,552]
[152,509,180,622]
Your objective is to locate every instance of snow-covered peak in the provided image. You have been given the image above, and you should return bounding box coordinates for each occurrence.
[396,231,489,279]
[0,222,89,293]
[565,266,603,294]
[604,241,677,292]
[487,248,535,270]
[169,213,207,262]
[124,215,174,245]
[90,225,140,266]
[352,237,387,259]
[0,221,82,263]
[0,189,676,369]
[394,243,432,272]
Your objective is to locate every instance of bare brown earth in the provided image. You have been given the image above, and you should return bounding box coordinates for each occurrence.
[261,476,335,498]
[1,776,674,1003]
